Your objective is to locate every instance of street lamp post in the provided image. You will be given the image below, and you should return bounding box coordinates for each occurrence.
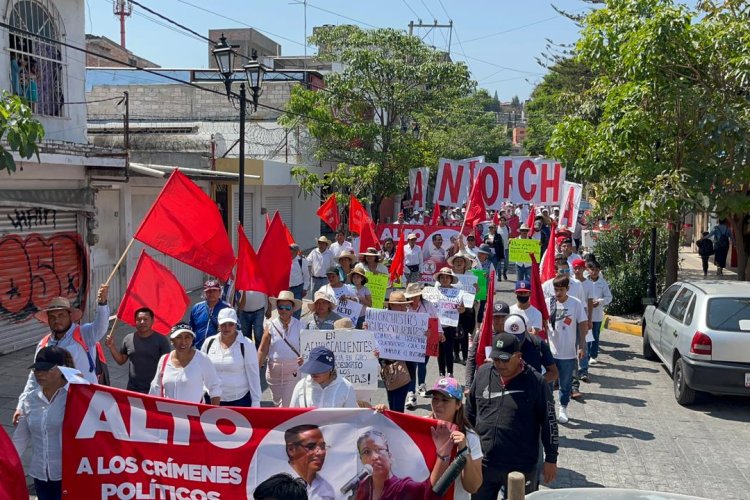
[212,34,269,228]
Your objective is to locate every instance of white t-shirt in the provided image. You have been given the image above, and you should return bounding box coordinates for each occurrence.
[450,429,483,500]
[509,304,543,331]
[321,283,357,303]
[542,277,585,309]
[289,374,358,409]
[150,350,222,403]
[547,296,587,360]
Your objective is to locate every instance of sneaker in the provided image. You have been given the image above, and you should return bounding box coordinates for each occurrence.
[589,358,598,365]
[418,383,427,397]
[571,390,583,400]
[558,406,569,424]
[405,393,417,411]
[580,374,590,382]
[503,272,508,280]
[447,373,453,378]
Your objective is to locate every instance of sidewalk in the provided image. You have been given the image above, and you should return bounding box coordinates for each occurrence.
[604,248,738,336]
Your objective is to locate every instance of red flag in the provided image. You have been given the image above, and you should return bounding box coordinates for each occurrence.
[475,270,496,366]
[359,215,382,251]
[529,254,549,320]
[0,426,28,500]
[430,204,441,226]
[134,169,235,280]
[267,211,295,246]
[257,212,292,297]
[389,229,406,283]
[492,210,500,226]
[463,176,486,230]
[540,222,557,282]
[525,204,536,238]
[235,224,268,293]
[561,185,576,228]
[349,195,369,234]
[117,250,190,335]
[265,213,271,231]
[317,194,340,231]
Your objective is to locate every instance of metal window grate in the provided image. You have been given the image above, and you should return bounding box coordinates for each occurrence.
[7,0,67,117]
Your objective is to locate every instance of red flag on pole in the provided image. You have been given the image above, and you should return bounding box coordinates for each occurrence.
[475,270,496,367]
[266,211,296,246]
[0,426,28,500]
[257,212,292,297]
[463,176,486,230]
[134,169,236,280]
[430,204,442,226]
[389,229,406,284]
[117,250,190,335]
[349,195,369,234]
[525,204,536,238]
[317,194,340,231]
[265,213,271,231]
[529,253,549,340]
[540,222,557,282]
[235,224,268,293]
[359,215,382,251]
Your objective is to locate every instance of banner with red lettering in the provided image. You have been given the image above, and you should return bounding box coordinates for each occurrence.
[433,157,566,208]
[376,224,464,283]
[63,384,455,499]
[408,167,430,212]
[558,181,583,231]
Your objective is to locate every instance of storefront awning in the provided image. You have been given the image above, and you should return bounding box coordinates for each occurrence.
[129,163,260,181]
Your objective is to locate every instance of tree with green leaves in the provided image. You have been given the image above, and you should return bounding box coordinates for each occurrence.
[0,90,44,174]
[281,25,472,216]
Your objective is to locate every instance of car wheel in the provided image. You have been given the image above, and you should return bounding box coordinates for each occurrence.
[673,357,696,405]
[642,323,657,360]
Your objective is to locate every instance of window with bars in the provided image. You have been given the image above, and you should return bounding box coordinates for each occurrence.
[7,0,66,117]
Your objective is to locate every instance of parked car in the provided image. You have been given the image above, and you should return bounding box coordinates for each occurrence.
[641,281,750,405]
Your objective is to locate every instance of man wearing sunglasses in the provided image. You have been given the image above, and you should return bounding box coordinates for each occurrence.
[284,424,335,500]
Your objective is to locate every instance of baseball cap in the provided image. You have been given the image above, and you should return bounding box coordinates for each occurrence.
[425,376,463,401]
[169,322,195,339]
[300,346,336,374]
[514,280,531,293]
[571,258,586,269]
[29,346,68,371]
[503,314,528,340]
[492,301,510,316]
[217,308,238,325]
[203,279,221,291]
[489,333,521,361]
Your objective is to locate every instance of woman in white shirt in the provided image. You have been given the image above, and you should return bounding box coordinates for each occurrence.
[13,346,77,500]
[258,290,304,407]
[290,346,357,408]
[150,324,222,404]
[355,247,389,274]
[426,377,483,499]
[202,308,262,407]
[320,265,358,303]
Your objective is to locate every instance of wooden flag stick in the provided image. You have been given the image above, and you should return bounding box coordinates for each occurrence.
[104,237,136,287]
[106,317,119,340]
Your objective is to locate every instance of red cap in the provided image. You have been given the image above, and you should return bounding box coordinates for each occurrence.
[572,258,586,268]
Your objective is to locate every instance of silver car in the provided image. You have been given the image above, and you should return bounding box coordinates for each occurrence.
[641,281,750,405]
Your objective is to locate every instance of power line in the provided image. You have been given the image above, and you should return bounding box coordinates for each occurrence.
[130,0,210,43]
[462,13,578,44]
[401,0,421,20]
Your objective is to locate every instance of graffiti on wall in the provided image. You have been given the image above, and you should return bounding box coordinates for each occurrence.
[6,208,57,231]
[0,232,88,323]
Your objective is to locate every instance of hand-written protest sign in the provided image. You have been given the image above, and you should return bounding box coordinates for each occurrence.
[336,299,363,324]
[300,329,378,388]
[364,308,429,363]
[421,286,472,327]
[62,385,447,499]
[471,269,488,300]
[454,274,478,295]
[365,272,388,309]
[509,238,541,263]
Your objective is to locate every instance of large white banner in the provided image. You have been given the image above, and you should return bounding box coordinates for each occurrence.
[559,181,583,231]
[300,329,379,388]
[432,157,566,208]
[408,167,430,212]
[364,308,429,362]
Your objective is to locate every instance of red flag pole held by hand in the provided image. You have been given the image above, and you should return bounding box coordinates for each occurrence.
[529,253,549,340]
[389,229,406,285]
[257,212,292,297]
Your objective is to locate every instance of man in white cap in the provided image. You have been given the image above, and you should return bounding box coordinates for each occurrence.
[403,233,423,284]
[306,236,335,295]
[13,284,109,425]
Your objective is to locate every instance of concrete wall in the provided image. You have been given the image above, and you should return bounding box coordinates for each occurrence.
[0,0,88,144]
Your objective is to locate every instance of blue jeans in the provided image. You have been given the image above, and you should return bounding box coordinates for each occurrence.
[34,479,62,500]
[290,284,305,319]
[503,249,509,274]
[517,265,531,281]
[417,356,429,386]
[555,358,577,407]
[590,321,602,359]
[220,391,253,407]
[387,383,410,412]
[240,308,265,349]
[312,276,328,295]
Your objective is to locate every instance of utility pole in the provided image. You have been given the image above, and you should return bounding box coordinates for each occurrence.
[407,19,454,53]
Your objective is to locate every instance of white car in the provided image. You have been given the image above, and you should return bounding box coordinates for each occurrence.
[641,281,750,405]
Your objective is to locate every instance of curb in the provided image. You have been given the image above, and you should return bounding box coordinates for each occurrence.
[603,315,642,337]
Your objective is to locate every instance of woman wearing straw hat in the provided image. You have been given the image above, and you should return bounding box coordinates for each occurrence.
[320,265,359,304]
[337,250,357,283]
[355,247,388,275]
[403,283,443,409]
[258,291,304,407]
[349,267,372,329]
[305,290,343,330]
[431,267,466,378]
[448,251,478,366]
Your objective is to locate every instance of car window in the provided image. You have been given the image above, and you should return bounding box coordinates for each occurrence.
[706,297,750,332]
[669,288,694,322]
[657,285,681,313]
[683,295,696,325]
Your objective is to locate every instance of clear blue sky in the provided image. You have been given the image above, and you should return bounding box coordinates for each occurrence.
[86,0,589,101]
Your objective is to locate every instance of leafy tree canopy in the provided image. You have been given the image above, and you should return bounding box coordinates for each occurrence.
[0,90,44,175]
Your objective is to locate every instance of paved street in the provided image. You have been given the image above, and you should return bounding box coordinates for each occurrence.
[2,278,750,498]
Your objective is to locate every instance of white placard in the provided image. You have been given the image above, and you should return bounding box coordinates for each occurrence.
[300,329,379,388]
[336,299,363,324]
[421,286,471,327]
[364,308,429,363]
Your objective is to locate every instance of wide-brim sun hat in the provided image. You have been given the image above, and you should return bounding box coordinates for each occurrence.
[308,290,337,312]
[404,282,424,299]
[317,236,331,245]
[447,251,474,268]
[34,297,83,324]
[359,247,381,261]
[337,250,357,264]
[348,267,369,284]
[387,291,411,305]
[270,290,303,312]
[433,266,459,284]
